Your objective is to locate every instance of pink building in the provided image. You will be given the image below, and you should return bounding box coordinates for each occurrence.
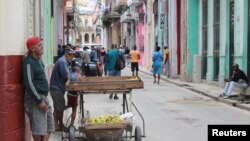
[136,5,146,66]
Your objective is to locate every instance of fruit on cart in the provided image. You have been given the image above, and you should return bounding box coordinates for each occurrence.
[87,114,123,124]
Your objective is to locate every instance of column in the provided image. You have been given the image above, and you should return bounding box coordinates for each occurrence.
[0,0,26,141]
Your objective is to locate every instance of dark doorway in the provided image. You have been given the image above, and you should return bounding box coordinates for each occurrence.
[229,1,234,77]
[202,0,208,79]
[176,0,181,74]
[213,0,220,81]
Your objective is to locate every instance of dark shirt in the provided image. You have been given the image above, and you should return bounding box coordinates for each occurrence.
[57,47,64,58]
[50,56,69,92]
[231,69,249,85]
[22,55,49,104]
[125,48,130,54]
[90,49,98,62]
[101,49,106,56]
[50,56,78,92]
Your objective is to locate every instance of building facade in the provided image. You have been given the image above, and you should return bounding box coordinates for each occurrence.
[178,0,250,88]
[0,0,68,140]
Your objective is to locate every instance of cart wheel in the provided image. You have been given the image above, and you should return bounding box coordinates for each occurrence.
[69,126,76,141]
[134,126,142,141]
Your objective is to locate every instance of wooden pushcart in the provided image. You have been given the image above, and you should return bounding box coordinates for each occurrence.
[63,76,145,141]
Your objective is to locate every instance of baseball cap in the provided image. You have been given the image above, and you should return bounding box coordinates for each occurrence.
[65,48,76,54]
[26,36,43,51]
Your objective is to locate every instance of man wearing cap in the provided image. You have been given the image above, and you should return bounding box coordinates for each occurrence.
[220,64,249,98]
[22,36,54,141]
[50,48,78,131]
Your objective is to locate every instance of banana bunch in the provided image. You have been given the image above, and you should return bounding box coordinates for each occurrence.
[87,114,123,124]
[126,77,139,81]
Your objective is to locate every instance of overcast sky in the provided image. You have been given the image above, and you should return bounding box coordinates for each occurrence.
[78,0,97,12]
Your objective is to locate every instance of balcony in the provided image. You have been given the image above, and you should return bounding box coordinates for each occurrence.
[127,0,143,7]
[65,0,73,13]
[102,10,121,23]
[120,10,139,23]
[114,0,128,13]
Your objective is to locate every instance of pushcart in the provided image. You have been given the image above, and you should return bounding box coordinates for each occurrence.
[63,76,145,141]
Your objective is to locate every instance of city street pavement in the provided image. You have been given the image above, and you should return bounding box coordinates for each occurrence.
[47,66,250,141]
[139,66,250,112]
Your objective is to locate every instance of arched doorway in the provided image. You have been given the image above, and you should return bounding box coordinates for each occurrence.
[84,33,89,43]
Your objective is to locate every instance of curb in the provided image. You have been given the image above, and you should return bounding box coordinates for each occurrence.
[139,69,250,112]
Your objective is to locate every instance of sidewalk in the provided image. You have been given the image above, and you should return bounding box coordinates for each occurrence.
[138,66,250,112]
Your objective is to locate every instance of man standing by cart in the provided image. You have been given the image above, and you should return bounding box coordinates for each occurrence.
[22,36,54,141]
[50,48,78,131]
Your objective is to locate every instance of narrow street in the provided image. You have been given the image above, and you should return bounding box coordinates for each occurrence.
[50,67,250,141]
[2,1,250,141]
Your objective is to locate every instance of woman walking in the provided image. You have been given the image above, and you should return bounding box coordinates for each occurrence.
[152,46,163,84]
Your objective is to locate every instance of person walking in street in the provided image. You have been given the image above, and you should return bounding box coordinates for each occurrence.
[100,47,106,61]
[66,59,84,127]
[129,45,140,76]
[220,64,249,98]
[22,36,54,141]
[107,44,125,99]
[103,49,109,76]
[90,45,98,63]
[163,46,170,78]
[57,44,64,58]
[152,46,163,84]
[50,48,76,131]
[124,46,130,65]
[81,46,91,64]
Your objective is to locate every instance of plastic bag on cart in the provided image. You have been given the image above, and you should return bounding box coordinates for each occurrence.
[120,112,134,124]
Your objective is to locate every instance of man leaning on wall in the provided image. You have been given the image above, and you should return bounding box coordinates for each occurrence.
[22,36,55,141]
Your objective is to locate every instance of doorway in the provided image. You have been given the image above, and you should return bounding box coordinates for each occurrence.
[229,0,234,77]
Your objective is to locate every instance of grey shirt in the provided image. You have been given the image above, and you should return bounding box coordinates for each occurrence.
[81,50,90,63]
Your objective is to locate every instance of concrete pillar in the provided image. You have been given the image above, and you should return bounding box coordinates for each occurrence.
[168,0,178,77]
[180,0,188,81]
[0,0,26,141]
[219,0,229,86]
[206,0,214,82]
[193,55,202,82]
